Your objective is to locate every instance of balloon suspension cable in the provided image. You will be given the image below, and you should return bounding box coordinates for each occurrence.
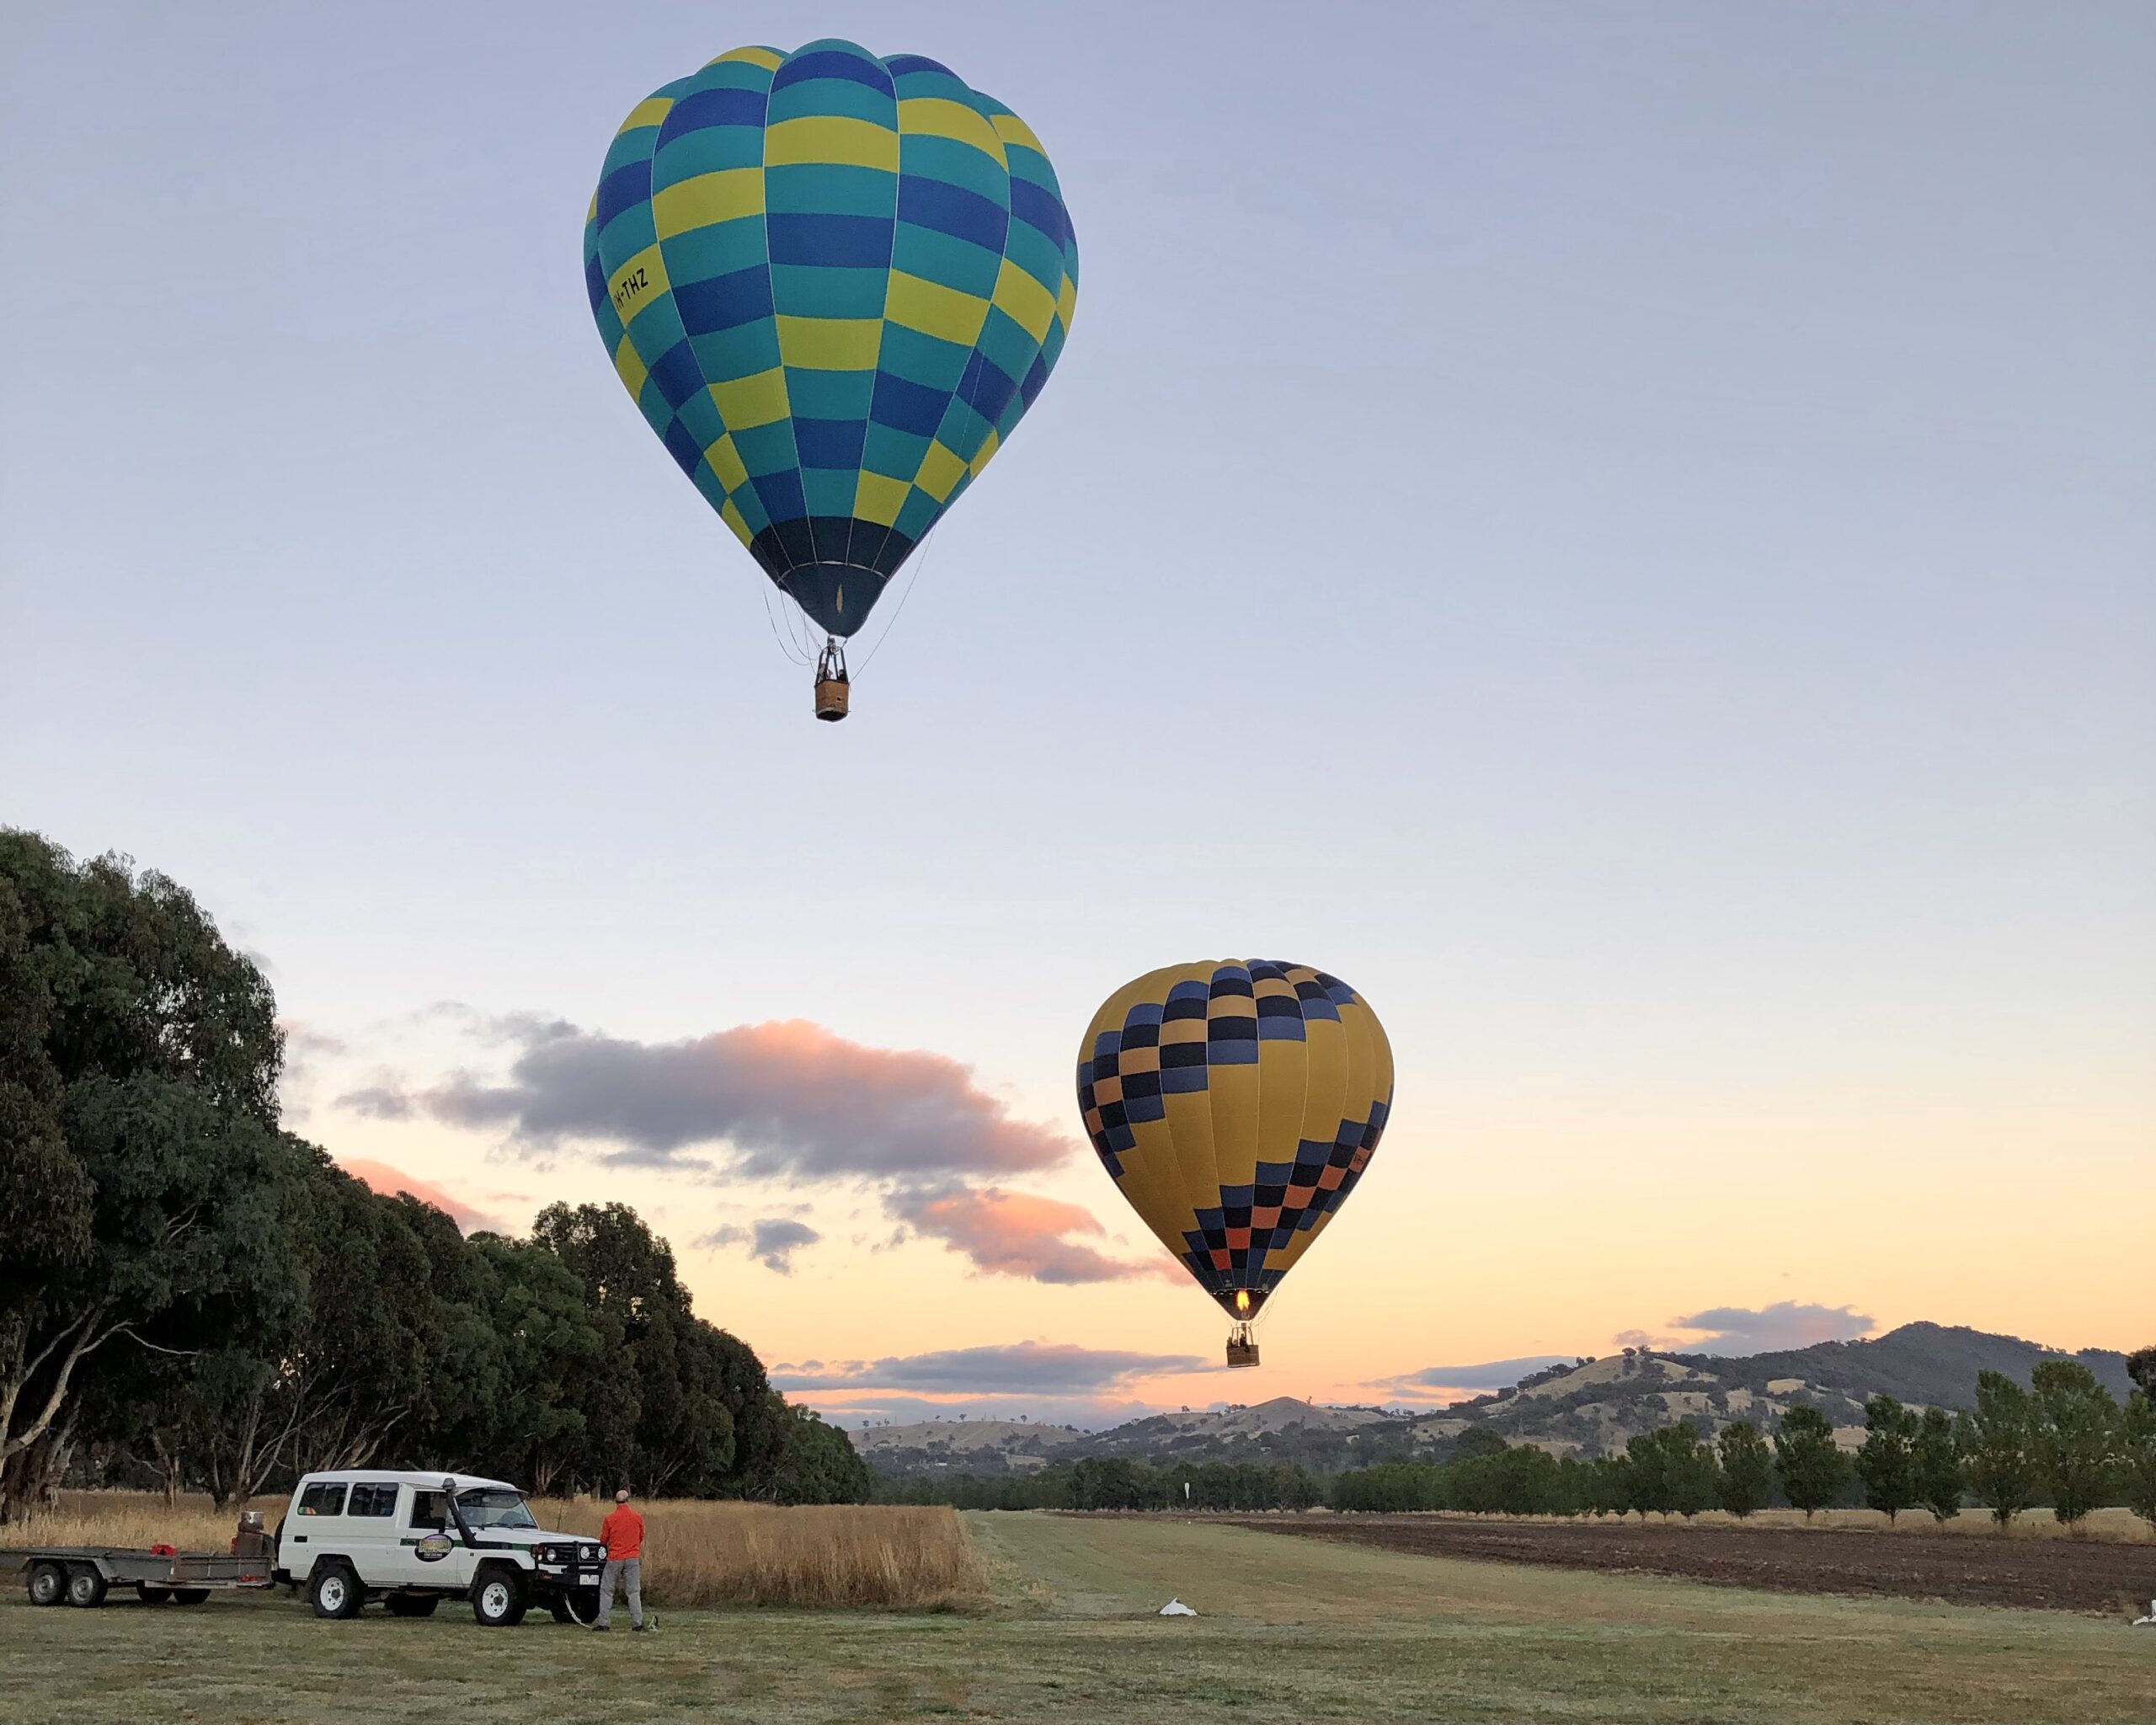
[813,636,851,722]
[851,522,938,681]
[760,583,813,665]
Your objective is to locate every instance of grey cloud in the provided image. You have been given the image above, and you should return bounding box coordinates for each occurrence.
[699,1218,823,1274]
[336,1085,416,1121]
[1373,1356,1576,1399]
[280,1022,348,1059]
[1668,1301,1876,1356]
[771,1342,1207,1397]
[355,1017,1073,1183]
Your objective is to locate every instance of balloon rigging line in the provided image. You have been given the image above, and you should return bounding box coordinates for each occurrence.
[853,521,940,681]
[759,580,812,666]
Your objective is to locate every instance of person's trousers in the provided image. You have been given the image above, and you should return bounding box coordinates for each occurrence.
[596,1557,642,1628]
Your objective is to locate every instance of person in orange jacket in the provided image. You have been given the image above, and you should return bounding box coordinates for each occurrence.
[593,1487,654,1633]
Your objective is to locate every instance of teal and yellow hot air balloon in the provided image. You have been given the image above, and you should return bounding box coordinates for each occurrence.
[584,41,1079,718]
[1078,962,1395,1369]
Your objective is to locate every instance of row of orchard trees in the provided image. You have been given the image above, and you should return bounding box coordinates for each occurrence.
[875,1364,2156,1522]
[876,1458,1326,1512]
[0,832,868,1518]
[1326,1421,1834,1517]
[1333,1366,2156,1525]
[1886,1363,2156,1528]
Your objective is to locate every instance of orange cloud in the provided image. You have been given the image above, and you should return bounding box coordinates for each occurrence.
[337,1157,503,1234]
[889,1185,1182,1285]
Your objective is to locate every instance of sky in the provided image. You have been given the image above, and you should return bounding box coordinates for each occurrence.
[3,2,2151,1429]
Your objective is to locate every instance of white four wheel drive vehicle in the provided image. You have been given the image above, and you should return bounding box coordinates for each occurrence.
[274,1470,605,1627]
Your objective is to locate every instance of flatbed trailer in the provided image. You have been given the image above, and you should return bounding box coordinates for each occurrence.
[3,1544,274,1608]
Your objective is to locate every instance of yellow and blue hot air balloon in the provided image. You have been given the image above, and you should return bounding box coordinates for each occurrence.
[1078,962,1395,1369]
[584,40,1079,718]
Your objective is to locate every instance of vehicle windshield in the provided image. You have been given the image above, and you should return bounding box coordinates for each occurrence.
[455,1488,537,1530]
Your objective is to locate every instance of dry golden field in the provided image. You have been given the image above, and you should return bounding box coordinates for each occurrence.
[8,1491,985,1610]
[530,1498,986,1608]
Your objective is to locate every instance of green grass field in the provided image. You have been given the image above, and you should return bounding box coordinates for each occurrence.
[3,1514,2148,1724]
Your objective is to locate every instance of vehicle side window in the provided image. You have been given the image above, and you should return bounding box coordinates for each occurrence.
[348,1482,398,1518]
[297,1482,347,1517]
[408,1490,448,1530]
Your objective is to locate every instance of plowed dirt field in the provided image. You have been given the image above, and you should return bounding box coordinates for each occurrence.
[1220,1515,2156,1616]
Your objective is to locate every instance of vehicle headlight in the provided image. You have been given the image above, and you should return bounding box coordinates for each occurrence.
[581,1543,602,1562]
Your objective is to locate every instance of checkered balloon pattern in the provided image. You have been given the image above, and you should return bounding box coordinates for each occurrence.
[1078,962,1394,1320]
[584,40,1078,638]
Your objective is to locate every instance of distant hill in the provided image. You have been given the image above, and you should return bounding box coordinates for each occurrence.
[857,1322,2143,1477]
[1664,1322,2136,1411]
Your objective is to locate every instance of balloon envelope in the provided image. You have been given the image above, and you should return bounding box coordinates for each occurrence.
[584,40,1079,638]
[1077,962,1393,1321]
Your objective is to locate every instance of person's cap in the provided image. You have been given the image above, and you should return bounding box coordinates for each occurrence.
[615,1488,630,1502]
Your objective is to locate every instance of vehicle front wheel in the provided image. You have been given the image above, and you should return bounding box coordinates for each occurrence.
[471,1567,526,1627]
[67,1567,109,1609]
[384,1594,439,1617]
[27,1562,66,1607]
[309,1562,364,1620]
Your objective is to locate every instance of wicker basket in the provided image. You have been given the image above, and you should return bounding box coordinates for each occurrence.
[1225,1338,1261,1369]
[814,677,850,721]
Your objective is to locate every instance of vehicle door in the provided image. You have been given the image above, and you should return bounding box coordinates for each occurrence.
[406,1487,476,1589]
[341,1481,403,1585]
[286,1479,347,1576]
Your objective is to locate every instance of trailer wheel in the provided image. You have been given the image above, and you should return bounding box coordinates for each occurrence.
[137,1584,172,1605]
[471,1565,526,1628]
[27,1562,67,1607]
[67,1567,109,1609]
[309,1562,363,1620]
[172,1589,211,1606]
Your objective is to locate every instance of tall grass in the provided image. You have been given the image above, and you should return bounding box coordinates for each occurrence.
[8,1491,283,1553]
[5,1492,987,1609]
[535,1498,986,1608]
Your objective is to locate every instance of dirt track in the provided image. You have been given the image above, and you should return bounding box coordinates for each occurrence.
[1218,1515,2156,1616]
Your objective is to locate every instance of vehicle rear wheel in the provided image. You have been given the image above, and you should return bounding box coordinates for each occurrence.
[384,1594,439,1617]
[27,1562,66,1607]
[471,1567,526,1627]
[172,1589,211,1605]
[137,1584,172,1605]
[309,1562,363,1620]
[67,1567,109,1609]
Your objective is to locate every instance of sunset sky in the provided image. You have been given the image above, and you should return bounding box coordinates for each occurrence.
[4,3,2150,1428]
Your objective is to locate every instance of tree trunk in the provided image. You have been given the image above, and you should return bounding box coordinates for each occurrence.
[0,1419,73,1525]
[152,1433,184,1509]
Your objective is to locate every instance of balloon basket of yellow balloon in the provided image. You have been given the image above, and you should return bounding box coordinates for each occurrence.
[814,640,850,722]
[1225,1324,1260,1370]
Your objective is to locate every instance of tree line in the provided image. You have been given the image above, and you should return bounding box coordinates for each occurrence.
[0,832,867,1518]
[882,1359,2156,1525]
[877,1457,1326,1511]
